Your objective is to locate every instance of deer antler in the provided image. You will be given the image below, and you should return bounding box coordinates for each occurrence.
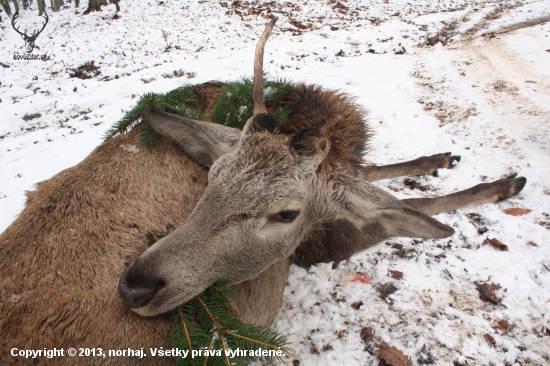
[34,11,49,39]
[11,11,27,39]
[253,16,277,116]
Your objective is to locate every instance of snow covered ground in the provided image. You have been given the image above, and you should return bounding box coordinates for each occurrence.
[1,1,549,365]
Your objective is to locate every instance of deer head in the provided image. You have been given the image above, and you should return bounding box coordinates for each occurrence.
[118,17,453,316]
[12,11,48,54]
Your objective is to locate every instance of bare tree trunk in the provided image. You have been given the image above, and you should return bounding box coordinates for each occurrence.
[22,0,28,10]
[74,0,79,8]
[83,0,105,14]
[11,0,19,13]
[1,0,13,17]
[37,0,44,15]
[111,0,118,12]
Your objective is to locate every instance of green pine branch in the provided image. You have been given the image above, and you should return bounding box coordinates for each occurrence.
[210,76,294,129]
[104,77,294,147]
[145,230,289,366]
[103,87,203,146]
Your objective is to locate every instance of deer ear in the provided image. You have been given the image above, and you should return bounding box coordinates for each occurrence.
[338,179,454,240]
[142,110,241,167]
[370,206,454,239]
[241,113,284,137]
[288,128,331,162]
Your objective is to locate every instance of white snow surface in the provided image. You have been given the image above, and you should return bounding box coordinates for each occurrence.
[1,1,550,365]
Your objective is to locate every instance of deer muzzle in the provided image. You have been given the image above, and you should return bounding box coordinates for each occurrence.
[118,259,166,309]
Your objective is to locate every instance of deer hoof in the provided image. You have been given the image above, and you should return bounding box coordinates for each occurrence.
[496,174,527,200]
[448,154,461,167]
[430,152,461,176]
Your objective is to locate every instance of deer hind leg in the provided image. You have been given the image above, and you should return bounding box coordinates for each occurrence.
[403,173,527,216]
[361,152,461,182]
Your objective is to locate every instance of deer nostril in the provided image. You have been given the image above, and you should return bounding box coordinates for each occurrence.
[118,265,165,309]
[155,280,165,291]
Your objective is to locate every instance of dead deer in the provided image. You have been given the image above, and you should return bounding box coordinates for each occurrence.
[118,17,526,319]
[0,17,525,366]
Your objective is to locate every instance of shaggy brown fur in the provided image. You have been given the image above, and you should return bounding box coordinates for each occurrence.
[282,83,372,179]
[191,81,223,119]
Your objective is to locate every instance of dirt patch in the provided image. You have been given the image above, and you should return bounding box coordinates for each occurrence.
[69,61,101,79]
[404,178,427,192]
[222,0,370,34]
[425,19,461,46]
[465,213,488,234]
[421,99,477,125]
[388,242,417,260]
[22,113,41,121]
[376,283,398,305]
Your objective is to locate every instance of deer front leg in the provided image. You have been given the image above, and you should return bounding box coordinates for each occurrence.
[361,152,461,182]
[403,173,527,216]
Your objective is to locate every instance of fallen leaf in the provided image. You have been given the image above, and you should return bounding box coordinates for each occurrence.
[351,301,363,310]
[360,326,376,344]
[546,49,550,53]
[528,240,538,246]
[389,270,404,279]
[502,208,531,216]
[482,237,508,251]
[375,342,413,366]
[493,319,509,334]
[498,320,510,333]
[483,333,496,346]
[475,281,504,304]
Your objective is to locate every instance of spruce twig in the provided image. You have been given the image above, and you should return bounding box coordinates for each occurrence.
[204,333,215,366]
[222,330,280,350]
[104,77,293,148]
[147,228,159,242]
[178,307,194,366]
[219,329,232,366]
[103,87,202,145]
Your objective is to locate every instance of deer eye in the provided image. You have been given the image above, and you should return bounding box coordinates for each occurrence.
[276,211,300,223]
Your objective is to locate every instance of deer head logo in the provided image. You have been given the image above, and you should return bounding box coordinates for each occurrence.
[11,11,48,54]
